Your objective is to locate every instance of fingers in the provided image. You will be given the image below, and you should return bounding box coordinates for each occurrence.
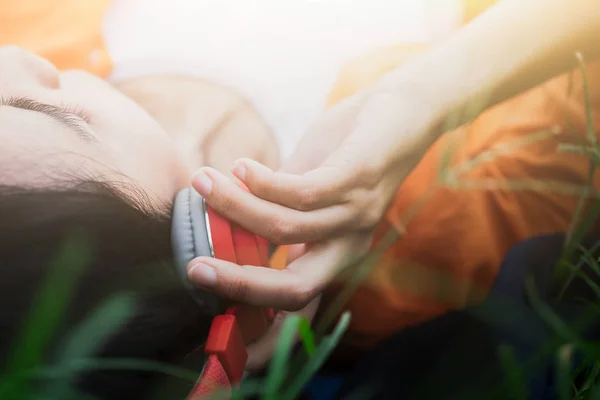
[232,158,351,211]
[186,234,370,310]
[192,167,353,244]
[186,257,315,311]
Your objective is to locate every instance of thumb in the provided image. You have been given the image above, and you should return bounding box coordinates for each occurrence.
[186,234,370,310]
[185,256,314,311]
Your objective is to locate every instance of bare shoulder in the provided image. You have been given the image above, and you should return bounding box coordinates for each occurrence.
[115,75,280,174]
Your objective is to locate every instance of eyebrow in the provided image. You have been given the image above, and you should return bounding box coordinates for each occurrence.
[0,96,98,143]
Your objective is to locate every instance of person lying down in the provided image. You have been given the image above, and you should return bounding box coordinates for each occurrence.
[0,46,280,399]
[2,3,600,398]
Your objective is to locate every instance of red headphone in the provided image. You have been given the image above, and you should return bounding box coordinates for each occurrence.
[171,185,276,398]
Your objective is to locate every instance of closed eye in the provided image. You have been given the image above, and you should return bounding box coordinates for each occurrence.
[0,96,98,143]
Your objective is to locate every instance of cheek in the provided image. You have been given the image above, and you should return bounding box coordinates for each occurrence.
[110,129,190,203]
[142,132,190,182]
[59,71,190,199]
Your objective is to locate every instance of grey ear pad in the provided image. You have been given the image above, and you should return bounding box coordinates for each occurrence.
[171,187,226,316]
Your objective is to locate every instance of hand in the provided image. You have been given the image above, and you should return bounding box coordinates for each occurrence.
[186,86,440,311]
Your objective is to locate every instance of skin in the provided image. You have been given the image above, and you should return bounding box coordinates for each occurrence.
[0,46,280,199]
[0,45,284,369]
[115,74,292,370]
[115,74,280,176]
[0,46,189,203]
[185,0,600,311]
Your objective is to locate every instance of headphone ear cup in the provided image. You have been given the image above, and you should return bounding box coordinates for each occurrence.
[171,188,226,316]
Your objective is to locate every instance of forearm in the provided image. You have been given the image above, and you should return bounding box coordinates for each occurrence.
[376,0,600,143]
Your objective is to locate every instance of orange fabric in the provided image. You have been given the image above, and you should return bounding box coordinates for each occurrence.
[0,0,113,77]
[271,45,600,348]
[350,58,600,348]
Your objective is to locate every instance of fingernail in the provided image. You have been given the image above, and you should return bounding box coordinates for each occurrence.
[232,161,247,181]
[187,263,217,288]
[192,170,213,196]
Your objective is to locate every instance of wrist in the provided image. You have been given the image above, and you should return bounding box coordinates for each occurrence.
[360,76,449,172]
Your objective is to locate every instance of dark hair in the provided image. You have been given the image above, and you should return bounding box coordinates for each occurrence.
[0,181,211,399]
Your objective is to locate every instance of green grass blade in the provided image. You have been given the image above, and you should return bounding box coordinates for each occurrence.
[208,379,265,400]
[262,315,307,399]
[591,383,600,400]
[572,203,600,249]
[573,245,600,302]
[297,317,316,357]
[558,54,600,290]
[57,293,136,362]
[282,312,351,400]
[438,132,462,184]
[498,344,527,400]
[555,243,600,302]
[576,270,600,301]
[42,294,136,399]
[575,52,596,146]
[579,300,600,319]
[450,129,557,180]
[315,228,399,336]
[579,244,600,280]
[556,344,574,400]
[525,276,578,341]
[578,363,600,395]
[0,234,92,399]
[556,209,600,299]
[33,386,99,400]
[564,163,596,247]
[29,358,199,383]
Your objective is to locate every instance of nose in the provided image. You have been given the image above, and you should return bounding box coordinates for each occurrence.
[0,46,60,90]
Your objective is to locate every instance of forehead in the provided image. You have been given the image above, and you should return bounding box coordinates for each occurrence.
[0,106,102,186]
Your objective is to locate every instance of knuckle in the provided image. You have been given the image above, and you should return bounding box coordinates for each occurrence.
[249,174,269,196]
[357,192,386,229]
[356,160,385,188]
[359,211,379,230]
[283,284,316,311]
[265,217,295,244]
[216,191,237,215]
[225,275,250,302]
[296,187,319,210]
